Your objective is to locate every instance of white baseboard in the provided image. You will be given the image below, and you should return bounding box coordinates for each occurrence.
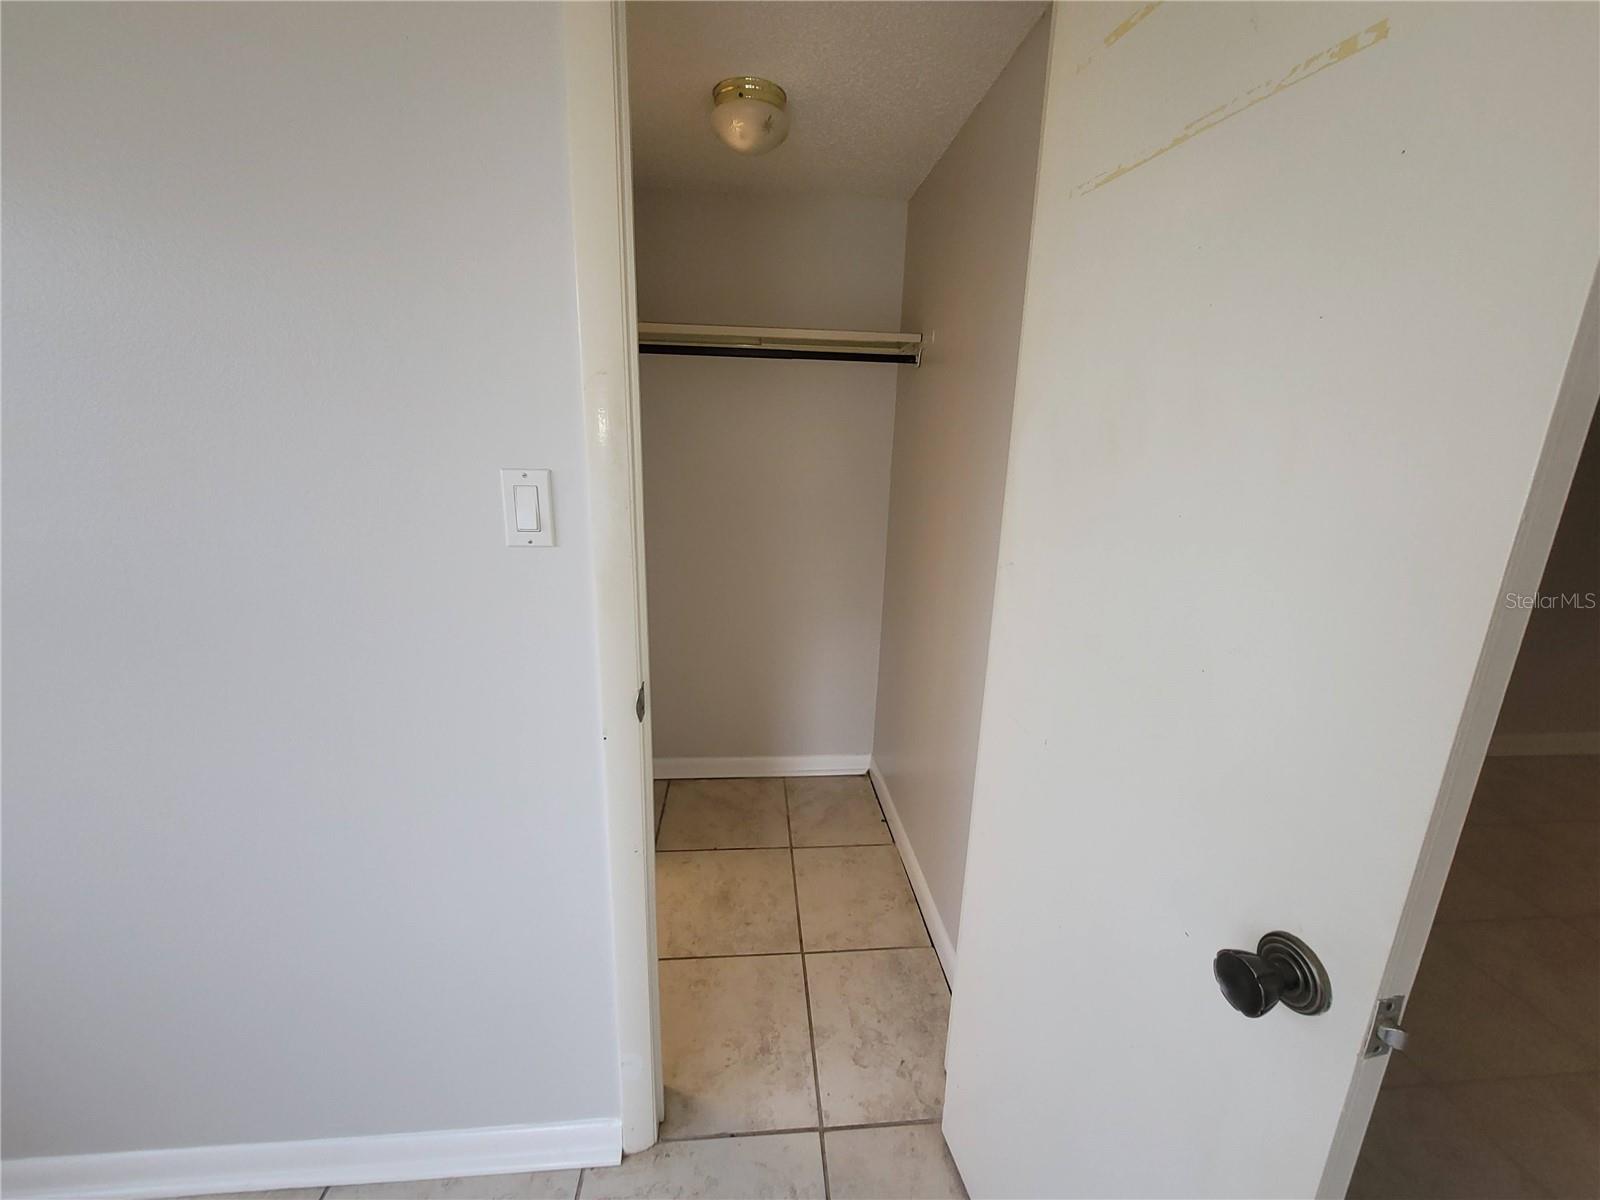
[2,1117,620,1200]
[1487,731,1600,756]
[868,759,957,985]
[654,755,870,779]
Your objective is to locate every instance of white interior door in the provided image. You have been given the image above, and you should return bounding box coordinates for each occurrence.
[941,4,1598,1197]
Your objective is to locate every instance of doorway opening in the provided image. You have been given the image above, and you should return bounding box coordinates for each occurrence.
[619,1,1049,1192]
[1349,405,1600,1200]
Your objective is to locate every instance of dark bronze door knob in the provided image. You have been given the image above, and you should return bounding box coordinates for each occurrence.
[1213,931,1331,1017]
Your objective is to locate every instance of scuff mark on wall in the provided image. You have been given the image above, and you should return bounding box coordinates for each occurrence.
[1072,17,1391,197]
[1072,1,1163,76]
[1104,2,1161,49]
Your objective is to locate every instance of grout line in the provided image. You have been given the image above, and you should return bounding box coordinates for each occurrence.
[660,945,932,962]
[660,950,800,962]
[864,770,952,995]
[573,1167,586,1200]
[655,842,892,854]
[785,776,831,1200]
[801,945,931,957]
[657,1127,822,1143]
[656,1117,945,1145]
[823,1116,943,1133]
[791,840,900,850]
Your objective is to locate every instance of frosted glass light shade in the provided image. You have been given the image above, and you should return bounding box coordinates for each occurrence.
[710,77,789,156]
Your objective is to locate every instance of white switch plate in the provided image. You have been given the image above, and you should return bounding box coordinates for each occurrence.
[501,469,554,547]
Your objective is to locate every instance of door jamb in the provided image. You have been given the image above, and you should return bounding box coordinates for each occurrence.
[562,0,660,1156]
[1317,268,1599,1196]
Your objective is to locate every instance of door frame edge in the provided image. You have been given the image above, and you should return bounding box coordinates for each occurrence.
[561,0,660,1156]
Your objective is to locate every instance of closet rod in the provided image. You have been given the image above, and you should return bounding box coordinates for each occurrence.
[641,343,919,365]
[637,321,922,366]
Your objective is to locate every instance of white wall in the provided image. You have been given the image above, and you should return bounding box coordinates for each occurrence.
[634,190,903,770]
[871,15,1051,959]
[2,0,618,1169]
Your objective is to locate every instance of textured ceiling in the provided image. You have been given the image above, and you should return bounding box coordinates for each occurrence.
[627,1,1047,199]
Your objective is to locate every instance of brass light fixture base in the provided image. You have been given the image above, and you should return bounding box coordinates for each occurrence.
[712,76,788,111]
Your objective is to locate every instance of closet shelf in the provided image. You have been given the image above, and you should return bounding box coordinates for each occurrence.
[638,322,922,366]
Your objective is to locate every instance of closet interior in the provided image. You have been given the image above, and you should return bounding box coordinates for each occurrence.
[625,2,1049,1190]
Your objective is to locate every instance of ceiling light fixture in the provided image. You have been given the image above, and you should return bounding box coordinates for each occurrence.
[710,76,790,156]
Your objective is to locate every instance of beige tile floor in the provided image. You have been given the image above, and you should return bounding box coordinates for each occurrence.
[1348,754,1599,1200]
[647,773,963,1199]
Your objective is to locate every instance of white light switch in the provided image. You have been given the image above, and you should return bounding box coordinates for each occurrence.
[501,469,554,547]
[513,485,541,532]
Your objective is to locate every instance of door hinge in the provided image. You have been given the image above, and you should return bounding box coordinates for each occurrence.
[1363,993,1409,1058]
[635,683,646,723]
